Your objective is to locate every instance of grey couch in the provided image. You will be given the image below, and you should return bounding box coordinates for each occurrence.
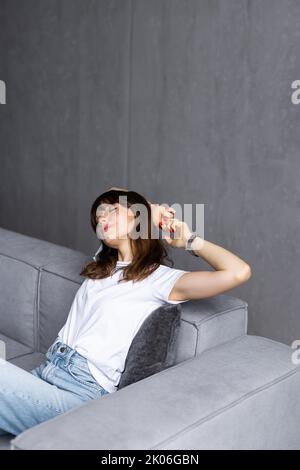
[0,226,299,450]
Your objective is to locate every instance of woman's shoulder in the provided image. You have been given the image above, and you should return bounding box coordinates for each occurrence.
[154,263,186,272]
[148,263,188,280]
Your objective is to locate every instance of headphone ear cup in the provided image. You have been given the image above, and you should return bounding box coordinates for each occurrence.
[93,241,103,261]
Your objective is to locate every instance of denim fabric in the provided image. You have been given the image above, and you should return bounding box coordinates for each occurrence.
[0,338,109,436]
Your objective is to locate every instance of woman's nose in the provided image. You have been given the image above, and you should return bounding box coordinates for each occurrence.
[97,214,106,225]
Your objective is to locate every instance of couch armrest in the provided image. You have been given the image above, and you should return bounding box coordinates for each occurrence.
[176,294,248,362]
[11,334,298,451]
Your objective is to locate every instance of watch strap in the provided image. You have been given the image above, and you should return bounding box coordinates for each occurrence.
[185,233,200,257]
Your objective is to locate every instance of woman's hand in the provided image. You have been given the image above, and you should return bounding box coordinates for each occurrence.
[150,204,192,249]
[108,186,129,192]
[150,203,175,229]
[109,192,189,248]
[160,214,192,249]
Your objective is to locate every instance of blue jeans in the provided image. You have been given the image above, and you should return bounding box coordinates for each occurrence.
[0,338,109,436]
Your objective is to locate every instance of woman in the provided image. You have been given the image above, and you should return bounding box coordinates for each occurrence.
[0,188,251,436]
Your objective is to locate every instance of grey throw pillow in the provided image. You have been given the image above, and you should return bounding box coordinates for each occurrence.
[117,303,182,390]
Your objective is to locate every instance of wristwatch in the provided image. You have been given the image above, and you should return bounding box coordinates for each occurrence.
[185,233,201,257]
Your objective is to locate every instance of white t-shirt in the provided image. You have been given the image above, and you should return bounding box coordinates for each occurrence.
[57,261,189,394]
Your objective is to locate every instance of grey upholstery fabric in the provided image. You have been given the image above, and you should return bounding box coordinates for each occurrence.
[0,433,15,450]
[1,227,299,450]
[118,303,182,390]
[0,333,33,360]
[0,227,89,353]
[0,226,248,364]
[10,335,300,450]
[9,352,46,371]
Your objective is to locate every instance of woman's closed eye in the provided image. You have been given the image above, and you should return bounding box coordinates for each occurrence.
[96,207,117,222]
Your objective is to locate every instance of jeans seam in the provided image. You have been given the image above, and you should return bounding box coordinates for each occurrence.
[66,364,103,392]
[41,362,55,382]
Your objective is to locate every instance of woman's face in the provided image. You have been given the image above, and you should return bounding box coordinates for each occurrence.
[95,202,136,246]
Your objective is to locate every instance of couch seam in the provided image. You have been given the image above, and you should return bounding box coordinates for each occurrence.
[244,304,248,334]
[149,335,250,389]
[243,334,294,351]
[0,253,84,286]
[0,252,41,270]
[0,335,33,353]
[35,268,42,352]
[180,304,247,329]
[134,335,272,387]
[195,306,247,356]
[194,323,199,357]
[150,363,300,449]
[38,267,82,285]
[7,351,37,361]
[195,304,247,327]
[176,320,198,359]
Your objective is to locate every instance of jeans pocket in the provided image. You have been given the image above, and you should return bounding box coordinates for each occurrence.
[67,360,101,391]
[30,360,49,378]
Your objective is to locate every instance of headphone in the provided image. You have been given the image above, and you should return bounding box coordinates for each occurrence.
[93,242,103,261]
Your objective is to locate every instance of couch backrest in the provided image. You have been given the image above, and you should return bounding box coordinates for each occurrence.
[0,227,88,351]
[0,227,248,360]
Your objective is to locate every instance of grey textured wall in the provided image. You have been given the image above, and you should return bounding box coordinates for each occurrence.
[0,0,299,346]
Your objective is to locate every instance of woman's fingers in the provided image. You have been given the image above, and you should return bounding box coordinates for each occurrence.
[151,203,162,226]
[159,215,177,233]
[160,206,172,221]
[159,206,175,222]
[108,186,129,192]
[152,204,175,228]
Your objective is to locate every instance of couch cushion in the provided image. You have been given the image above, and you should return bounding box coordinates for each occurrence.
[9,352,45,371]
[0,255,38,349]
[0,333,45,370]
[118,303,182,389]
[0,433,14,450]
[0,227,90,353]
[38,271,83,353]
[0,333,32,360]
[174,294,248,364]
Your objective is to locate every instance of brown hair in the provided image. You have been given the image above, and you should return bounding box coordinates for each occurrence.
[80,189,174,283]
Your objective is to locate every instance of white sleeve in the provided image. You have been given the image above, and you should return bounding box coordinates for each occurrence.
[152,265,189,304]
